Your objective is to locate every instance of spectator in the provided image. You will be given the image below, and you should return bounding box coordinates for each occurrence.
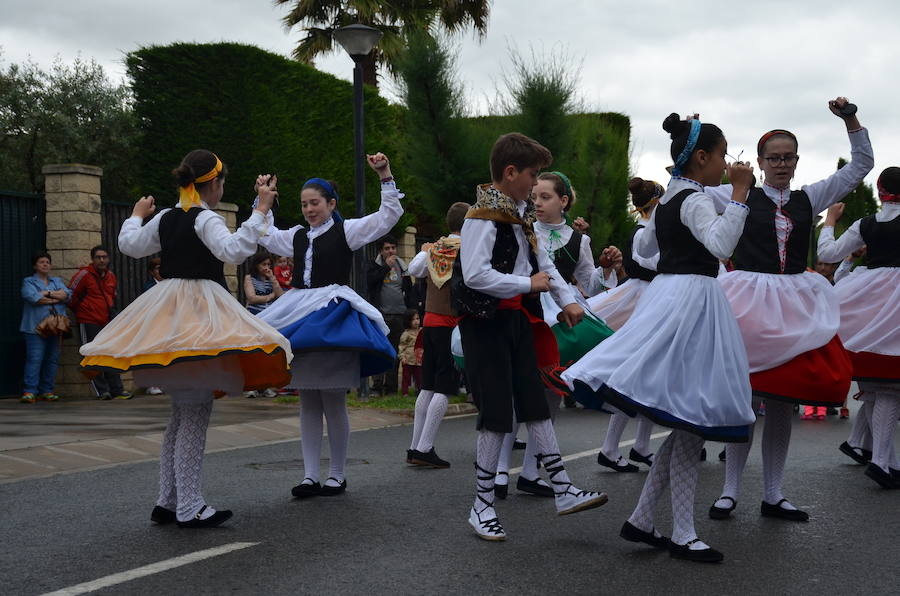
[366,235,413,394]
[815,259,839,284]
[398,309,423,396]
[273,255,293,290]
[20,251,72,403]
[69,245,132,400]
[142,257,165,396]
[244,250,283,315]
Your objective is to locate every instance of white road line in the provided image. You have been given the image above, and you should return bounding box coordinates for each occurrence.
[507,431,671,475]
[0,452,57,469]
[44,445,111,463]
[40,542,260,596]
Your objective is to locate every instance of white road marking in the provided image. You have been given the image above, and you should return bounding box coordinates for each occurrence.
[40,542,260,596]
[44,445,111,463]
[507,431,671,475]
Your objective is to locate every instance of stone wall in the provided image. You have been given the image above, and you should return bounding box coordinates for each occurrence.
[399,226,417,263]
[212,202,240,294]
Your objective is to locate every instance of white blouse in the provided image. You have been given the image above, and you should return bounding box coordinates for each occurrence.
[533,220,616,296]
[817,202,900,262]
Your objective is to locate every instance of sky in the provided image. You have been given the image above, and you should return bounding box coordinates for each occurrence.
[2,0,899,194]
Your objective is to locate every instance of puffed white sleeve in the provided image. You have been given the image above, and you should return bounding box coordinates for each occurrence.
[460,218,532,298]
[802,128,874,214]
[633,212,659,259]
[118,209,167,258]
[703,183,734,215]
[536,244,578,307]
[816,220,864,263]
[680,193,749,260]
[194,209,269,265]
[407,250,428,278]
[342,181,404,251]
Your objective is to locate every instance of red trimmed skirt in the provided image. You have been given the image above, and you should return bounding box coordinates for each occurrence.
[749,335,852,406]
[849,351,900,384]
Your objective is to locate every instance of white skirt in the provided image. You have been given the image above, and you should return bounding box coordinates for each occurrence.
[256,284,389,335]
[718,270,838,373]
[586,279,649,331]
[834,267,900,356]
[562,274,754,438]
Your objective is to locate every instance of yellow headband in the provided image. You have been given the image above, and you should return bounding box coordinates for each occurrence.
[178,155,223,212]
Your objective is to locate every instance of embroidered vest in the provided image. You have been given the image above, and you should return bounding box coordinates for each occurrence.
[158,208,226,288]
[859,214,900,268]
[732,187,813,274]
[550,230,583,285]
[291,221,353,288]
[622,226,657,282]
[655,189,719,277]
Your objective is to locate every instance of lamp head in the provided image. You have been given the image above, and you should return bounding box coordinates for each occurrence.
[334,24,383,58]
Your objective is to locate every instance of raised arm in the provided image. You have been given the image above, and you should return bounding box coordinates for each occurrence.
[817,202,865,262]
[680,163,753,259]
[195,210,270,265]
[407,248,429,279]
[118,197,166,258]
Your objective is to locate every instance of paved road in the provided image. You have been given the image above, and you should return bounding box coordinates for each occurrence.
[1,403,897,595]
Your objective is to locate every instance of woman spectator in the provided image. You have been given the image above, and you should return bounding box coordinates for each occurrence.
[244,251,283,315]
[20,252,72,403]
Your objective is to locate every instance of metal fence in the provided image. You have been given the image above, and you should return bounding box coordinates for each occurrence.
[101,201,156,310]
[0,190,46,395]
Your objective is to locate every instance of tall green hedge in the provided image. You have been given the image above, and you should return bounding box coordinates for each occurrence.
[126,43,400,228]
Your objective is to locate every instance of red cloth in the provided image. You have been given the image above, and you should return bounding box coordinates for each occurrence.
[423,312,458,328]
[497,295,559,370]
[849,351,900,382]
[68,265,117,325]
[749,335,852,406]
[274,265,292,290]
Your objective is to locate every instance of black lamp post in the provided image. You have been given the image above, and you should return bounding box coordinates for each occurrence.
[334,23,382,400]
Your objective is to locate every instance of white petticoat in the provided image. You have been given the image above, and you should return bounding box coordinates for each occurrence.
[718,270,838,373]
[834,267,900,356]
[562,274,754,430]
[256,284,389,335]
[586,279,650,331]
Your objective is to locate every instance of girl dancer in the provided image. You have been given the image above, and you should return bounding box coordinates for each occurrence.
[817,172,900,488]
[255,153,402,497]
[563,114,756,562]
[590,177,664,472]
[707,98,873,520]
[80,149,292,527]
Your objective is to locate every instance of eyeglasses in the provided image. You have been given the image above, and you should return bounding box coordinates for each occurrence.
[763,154,799,166]
[726,150,744,162]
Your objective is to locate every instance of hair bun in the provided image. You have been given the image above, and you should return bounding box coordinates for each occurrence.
[172,164,195,187]
[628,177,645,195]
[662,113,688,140]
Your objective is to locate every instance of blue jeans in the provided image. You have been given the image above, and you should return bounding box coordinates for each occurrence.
[22,333,61,395]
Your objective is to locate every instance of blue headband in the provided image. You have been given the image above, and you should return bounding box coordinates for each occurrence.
[303,177,339,200]
[672,119,702,177]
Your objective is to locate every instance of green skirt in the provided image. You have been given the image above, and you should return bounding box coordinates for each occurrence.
[552,314,614,366]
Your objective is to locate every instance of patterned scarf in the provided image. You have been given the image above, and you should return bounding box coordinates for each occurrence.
[426,236,461,288]
[466,184,537,250]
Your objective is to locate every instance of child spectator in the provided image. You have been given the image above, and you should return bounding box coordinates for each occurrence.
[398,309,422,396]
[274,255,293,290]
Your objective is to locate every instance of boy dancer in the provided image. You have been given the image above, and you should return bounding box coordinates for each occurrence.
[457,133,607,541]
[405,202,471,468]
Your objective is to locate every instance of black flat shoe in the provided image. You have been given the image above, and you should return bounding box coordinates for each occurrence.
[760,499,809,521]
[619,521,670,550]
[699,448,707,461]
[291,479,322,498]
[513,439,527,450]
[628,448,653,467]
[839,441,870,465]
[151,505,176,525]
[319,478,347,496]
[718,449,726,462]
[865,463,900,489]
[669,539,724,563]
[709,496,736,520]
[494,471,509,499]
[597,451,638,472]
[516,476,554,498]
[409,447,451,468]
[406,449,417,464]
[176,506,233,528]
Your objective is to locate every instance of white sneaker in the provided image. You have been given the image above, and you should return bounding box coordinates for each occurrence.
[468,507,506,541]
[262,388,278,398]
[555,486,609,516]
[147,387,164,395]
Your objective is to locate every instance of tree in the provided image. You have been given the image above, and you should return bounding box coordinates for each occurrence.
[0,54,138,199]
[274,0,491,88]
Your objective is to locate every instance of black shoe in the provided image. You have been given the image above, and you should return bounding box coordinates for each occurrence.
[291,479,322,498]
[760,499,809,521]
[718,449,726,462]
[865,463,900,489]
[494,471,509,499]
[516,476,554,498]
[151,505,176,525]
[827,407,838,416]
[176,506,233,528]
[628,448,653,467]
[597,451,638,472]
[708,496,736,520]
[619,521,670,550]
[319,478,347,496]
[669,539,724,563]
[406,449,417,464]
[410,448,451,468]
[564,395,577,408]
[839,441,870,465]
[512,439,527,450]
[98,392,113,400]
[699,448,707,461]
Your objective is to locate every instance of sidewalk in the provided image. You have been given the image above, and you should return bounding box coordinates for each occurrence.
[0,394,476,484]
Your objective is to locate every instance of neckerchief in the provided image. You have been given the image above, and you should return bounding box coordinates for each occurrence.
[427,236,461,288]
[466,184,537,250]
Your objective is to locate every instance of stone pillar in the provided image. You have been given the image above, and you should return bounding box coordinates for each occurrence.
[400,226,417,263]
[42,164,104,398]
[213,202,240,295]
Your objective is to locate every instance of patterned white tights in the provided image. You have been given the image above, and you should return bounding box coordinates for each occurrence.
[157,395,213,522]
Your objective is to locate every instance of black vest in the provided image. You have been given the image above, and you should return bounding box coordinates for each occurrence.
[550,230,583,285]
[291,221,353,288]
[622,226,657,282]
[158,208,226,287]
[732,187,812,274]
[655,189,719,277]
[451,221,542,319]
[859,214,900,268]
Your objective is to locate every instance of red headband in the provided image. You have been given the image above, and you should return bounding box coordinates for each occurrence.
[757,129,798,155]
[877,178,900,202]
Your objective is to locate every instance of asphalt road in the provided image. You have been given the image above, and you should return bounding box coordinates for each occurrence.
[2,404,897,595]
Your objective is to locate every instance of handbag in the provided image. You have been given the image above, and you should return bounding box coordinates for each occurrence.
[35,305,71,338]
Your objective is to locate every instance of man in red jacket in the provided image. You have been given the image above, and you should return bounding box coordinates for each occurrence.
[69,245,131,400]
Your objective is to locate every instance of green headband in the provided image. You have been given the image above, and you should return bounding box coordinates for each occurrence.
[549,171,573,199]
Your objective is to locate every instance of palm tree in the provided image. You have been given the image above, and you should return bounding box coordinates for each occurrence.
[275,0,491,88]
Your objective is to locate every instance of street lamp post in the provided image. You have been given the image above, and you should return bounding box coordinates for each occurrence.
[334,23,383,400]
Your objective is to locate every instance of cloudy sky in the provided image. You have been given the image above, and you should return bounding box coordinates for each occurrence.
[3,0,899,193]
